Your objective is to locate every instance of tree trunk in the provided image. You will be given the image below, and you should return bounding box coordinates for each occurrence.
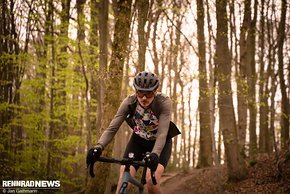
[237,0,250,157]
[46,0,55,177]
[258,0,269,153]
[171,7,181,167]
[216,0,246,181]
[89,0,99,133]
[57,0,71,132]
[187,86,193,168]
[266,9,277,154]
[86,0,133,193]
[47,0,72,178]
[196,0,212,168]
[178,46,186,168]
[277,0,289,149]
[137,0,149,72]
[247,0,258,161]
[97,0,109,144]
[151,0,163,75]
[206,0,218,167]
[76,0,91,185]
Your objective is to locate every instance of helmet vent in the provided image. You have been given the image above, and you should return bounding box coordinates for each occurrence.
[149,79,153,85]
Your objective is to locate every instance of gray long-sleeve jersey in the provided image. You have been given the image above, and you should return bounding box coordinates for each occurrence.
[97,93,172,156]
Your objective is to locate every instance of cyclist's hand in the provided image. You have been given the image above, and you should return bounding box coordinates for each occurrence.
[144,152,159,171]
[86,145,103,167]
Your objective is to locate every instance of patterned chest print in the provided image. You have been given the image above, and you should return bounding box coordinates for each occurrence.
[133,104,159,140]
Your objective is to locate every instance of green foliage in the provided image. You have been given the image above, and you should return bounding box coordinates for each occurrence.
[0,125,11,152]
[0,102,9,112]
[0,1,100,193]
[0,30,92,194]
[54,135,82,150]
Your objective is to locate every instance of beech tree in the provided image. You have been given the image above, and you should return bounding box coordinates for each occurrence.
[216,0,246,181]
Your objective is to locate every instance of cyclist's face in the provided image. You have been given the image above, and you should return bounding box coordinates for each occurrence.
[136,91,155,108]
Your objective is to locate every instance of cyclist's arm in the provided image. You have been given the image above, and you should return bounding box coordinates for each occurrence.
[151,96,172,156]
[97,96,132,148]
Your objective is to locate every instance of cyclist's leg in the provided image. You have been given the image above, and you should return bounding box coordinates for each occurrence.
[115,165,137,194]
[146,164,164,194]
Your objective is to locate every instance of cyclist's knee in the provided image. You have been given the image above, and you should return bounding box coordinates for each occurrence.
[119,165,126,173]
[117,165,125,179]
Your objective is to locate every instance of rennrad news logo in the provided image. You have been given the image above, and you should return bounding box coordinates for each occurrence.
[1,180,60,193]
[2,180,60,188]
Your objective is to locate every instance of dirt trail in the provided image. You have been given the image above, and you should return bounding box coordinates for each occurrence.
[160,153,290,194]
[160,167,227,194]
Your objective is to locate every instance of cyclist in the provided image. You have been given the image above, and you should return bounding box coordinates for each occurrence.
[87,71,178,194]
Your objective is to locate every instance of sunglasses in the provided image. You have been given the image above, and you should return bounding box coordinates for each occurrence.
[136,91,155,98]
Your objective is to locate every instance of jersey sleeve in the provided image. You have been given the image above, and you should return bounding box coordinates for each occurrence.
[151,96,172,156]
[97,96,131,148]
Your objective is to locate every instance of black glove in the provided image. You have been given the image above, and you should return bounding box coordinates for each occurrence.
[86,144,103,167]
[144,152,159,171]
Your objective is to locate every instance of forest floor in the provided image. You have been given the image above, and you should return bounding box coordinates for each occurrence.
[160,151,290,194]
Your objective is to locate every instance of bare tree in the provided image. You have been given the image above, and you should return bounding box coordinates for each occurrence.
[258,0,270,153]
[137,0,149,71]
[88,0,98,135]
[246,0,258,161]
[151,0,163,76]
[86,0,133,193]
[266,2,279,156]
[216,0,246,181]
[277,0,289,149]
[237,0,250,157]
[196,0,212,168]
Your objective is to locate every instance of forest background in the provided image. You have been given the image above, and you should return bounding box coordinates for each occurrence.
[0,0,289,193]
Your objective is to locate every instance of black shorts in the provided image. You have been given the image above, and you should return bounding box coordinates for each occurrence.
[123,133,172,171]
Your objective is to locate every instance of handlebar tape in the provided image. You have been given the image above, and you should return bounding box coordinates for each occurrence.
[97,156,147,166]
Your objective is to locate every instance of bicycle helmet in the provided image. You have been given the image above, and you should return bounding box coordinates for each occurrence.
[133,71,159,91]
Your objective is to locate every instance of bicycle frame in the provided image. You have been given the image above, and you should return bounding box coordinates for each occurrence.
[90,155,157,194]
[119,160,147,194]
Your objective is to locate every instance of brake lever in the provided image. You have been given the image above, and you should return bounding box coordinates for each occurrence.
[144,152,157,185]
[89,163,95,177]
[151,170,157,185]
